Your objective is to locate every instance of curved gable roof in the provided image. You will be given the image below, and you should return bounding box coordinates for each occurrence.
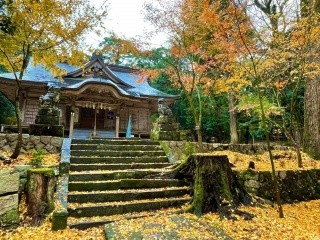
[0,56,176,99]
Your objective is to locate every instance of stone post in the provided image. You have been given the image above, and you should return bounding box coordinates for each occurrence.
[69,111,74,138]
[93,107,97,137]
[115,116,120,138]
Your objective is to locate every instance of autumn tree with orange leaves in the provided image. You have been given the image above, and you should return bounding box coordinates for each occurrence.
[144,0,251,150]
[144,0,287,217]
[217,0,320,217]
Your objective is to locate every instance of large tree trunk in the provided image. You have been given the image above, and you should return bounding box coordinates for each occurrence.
[26,168,55,226]
[303,76,320,159]
[228,91,239,144]
[302,0,320,158]
[176,155,252,218]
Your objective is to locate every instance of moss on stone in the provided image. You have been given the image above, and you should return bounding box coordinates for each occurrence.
[238,169,259,180]
[28,168,55,177]
[51,209,68,230]
[160,141,196,164]
[0,209,19,227]
[160,141,175,163]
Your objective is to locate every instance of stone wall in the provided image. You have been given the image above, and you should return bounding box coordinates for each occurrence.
[161,141,292,164]
[0,133,63,153]
[0,170,20,227]
[237,169,320,203]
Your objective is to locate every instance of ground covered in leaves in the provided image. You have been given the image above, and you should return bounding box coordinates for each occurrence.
[1,148,319,239]
[0,151,59,171]
[213,149,320,171]
[1,149,320,172]
[1,200,319,239]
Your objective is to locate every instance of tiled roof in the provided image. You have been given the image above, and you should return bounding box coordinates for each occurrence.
[0,60,176,99]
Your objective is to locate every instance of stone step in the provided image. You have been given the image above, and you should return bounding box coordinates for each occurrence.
[69,169,168,181]
[68,179,189,191]
[71,150,166,157]
[71,144,163,151]
[68,207,181,230]
[72,139,160,145]
[68,197,190,218]
[70,156,169,164]
[70,163,172,171]
[68,187,190,203]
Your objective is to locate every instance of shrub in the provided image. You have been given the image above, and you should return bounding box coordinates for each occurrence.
[29,148,46,167]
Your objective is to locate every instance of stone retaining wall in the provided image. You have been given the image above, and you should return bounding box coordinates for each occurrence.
[237,169,320,203]
[0,133,63,153]
[161,141,292,164]
[0,170,20,227]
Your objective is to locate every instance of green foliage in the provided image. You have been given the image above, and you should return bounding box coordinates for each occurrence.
[201,94,230,142]
[150,113,159,123]
[237,94,283,119]
[0,92,15,124]
[170,92,230,142]
[0,0,15,34]
[184,142,196,156]
[99,33,140,66]
[0,64,8,73]
[29,149,46,167]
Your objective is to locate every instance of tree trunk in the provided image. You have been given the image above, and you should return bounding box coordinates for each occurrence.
[195,127,203,152]
[176,155,252,218]
[302,0,320,159]
[10,93,23,159]
[304,75,320,159]
[228,91,239,144]
[26,168,55,226]
[258,92,284,218]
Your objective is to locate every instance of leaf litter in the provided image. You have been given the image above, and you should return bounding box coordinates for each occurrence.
[2,200,318,239]
[1,149,319,239]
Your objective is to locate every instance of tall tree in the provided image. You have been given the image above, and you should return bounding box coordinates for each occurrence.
[301,0,320,159]
[203,0,286,218]
[0,0,107,158]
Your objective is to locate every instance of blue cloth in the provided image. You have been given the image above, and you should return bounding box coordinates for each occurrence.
[125,115,132,138]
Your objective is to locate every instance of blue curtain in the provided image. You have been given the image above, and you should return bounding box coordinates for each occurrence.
[125,115,132,138]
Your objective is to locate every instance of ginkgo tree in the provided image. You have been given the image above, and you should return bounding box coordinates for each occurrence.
[0,0,107,158]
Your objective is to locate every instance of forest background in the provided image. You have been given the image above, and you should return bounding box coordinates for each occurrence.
[1,0,320,159]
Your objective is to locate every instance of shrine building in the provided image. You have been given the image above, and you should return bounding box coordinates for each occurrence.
[0,55,175,138]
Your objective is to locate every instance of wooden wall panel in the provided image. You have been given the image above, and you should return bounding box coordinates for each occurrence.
[23,99,38,125]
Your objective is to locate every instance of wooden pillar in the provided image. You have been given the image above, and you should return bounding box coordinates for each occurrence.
[69,111,75,138]
[115,116,120,138]
[93,107,97,137]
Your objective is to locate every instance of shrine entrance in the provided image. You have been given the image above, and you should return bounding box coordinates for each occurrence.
[77,108,115,129]
[67,103,119,138]
[79,108,104,129]
[77,107,116,130]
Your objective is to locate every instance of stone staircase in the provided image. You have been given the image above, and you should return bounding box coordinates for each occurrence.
[67,139,190,229]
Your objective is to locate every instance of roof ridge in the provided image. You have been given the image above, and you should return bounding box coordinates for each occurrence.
[106,64,139,73]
